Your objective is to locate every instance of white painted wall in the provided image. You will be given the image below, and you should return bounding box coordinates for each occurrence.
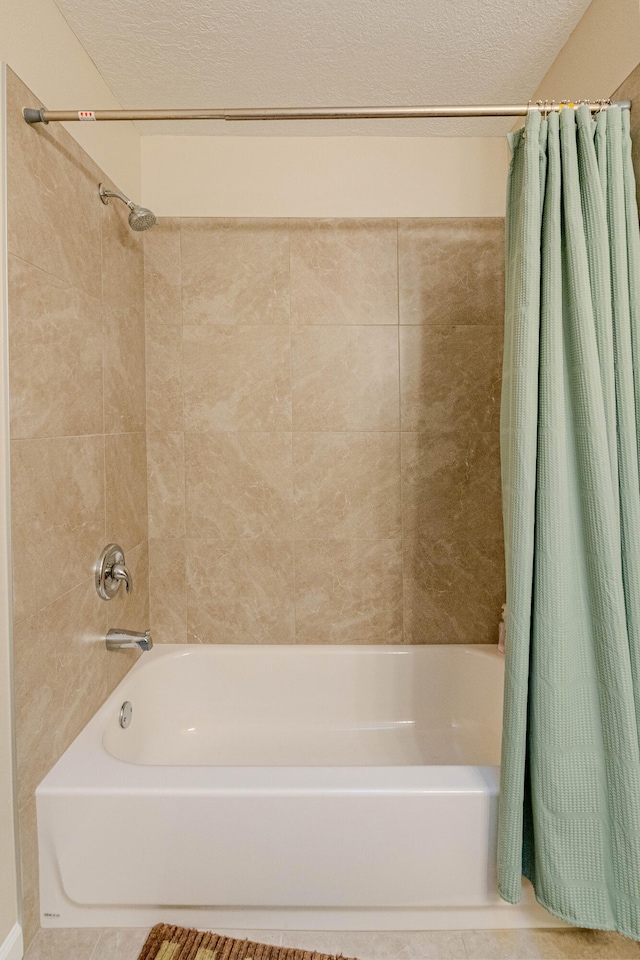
[0,64,21,960]
[0,0,638,221]
[530,0,640,107]
[142,135,509,218]
[1,0,140,197]
[141,0,640,219]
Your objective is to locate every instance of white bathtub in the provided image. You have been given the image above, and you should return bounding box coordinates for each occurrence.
[36,644,560,930]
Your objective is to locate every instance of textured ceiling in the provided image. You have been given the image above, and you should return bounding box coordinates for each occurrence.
[52,0,592,136]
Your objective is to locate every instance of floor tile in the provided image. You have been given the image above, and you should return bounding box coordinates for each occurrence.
[280,930,467,959]
[462,927,640,959]
[90,927,152,960]
[209,929,284,946]
[23,928,102,960]
[23,925,640,960]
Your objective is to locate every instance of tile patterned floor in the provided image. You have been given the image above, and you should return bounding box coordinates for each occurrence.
[21,926,640,960]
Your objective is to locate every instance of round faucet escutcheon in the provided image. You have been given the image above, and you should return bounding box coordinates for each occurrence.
[95,543,133,600]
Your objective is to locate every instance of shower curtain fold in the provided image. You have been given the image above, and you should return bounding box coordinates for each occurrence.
[498,103,640,940]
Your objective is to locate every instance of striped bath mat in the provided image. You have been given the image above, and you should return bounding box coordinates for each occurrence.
[137,925,356,960]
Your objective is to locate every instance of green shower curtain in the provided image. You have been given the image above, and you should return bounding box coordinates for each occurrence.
[498,103,640,939]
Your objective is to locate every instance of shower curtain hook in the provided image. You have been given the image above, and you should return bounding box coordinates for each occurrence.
[522,100,534,139]
[537,100,550,121]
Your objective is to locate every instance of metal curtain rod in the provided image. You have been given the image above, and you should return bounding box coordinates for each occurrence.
[22,100,632,124]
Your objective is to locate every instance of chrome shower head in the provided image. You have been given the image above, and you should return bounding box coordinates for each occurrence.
[127,203,157,232]
[98,183,156,232]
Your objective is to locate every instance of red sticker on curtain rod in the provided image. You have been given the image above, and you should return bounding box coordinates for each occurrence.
[78,111,96,120]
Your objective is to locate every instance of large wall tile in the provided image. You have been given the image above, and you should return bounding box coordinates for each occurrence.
[106,540,150,637]
[185,432,293,539]
[398,219,505,325]
[147,433,186,539]
[292,326,399,431]
[186,539,295,643]
[181,219,289,325]
[105,540,150,692]
[295,540,403,644]
[8,255,103,439]
[149,538,187,643]
[144,219,182,325]
[101,190,146,436]
[403,537,505,644]
[6,70,102,295]
[11,436,106,623]
[400,324,502,432]
[105,433,148,552]
[18,798,39,947]
[145,324,183,434]
[103,303,146,434]
[293,432,401,539]
[290,219,398,325]
[7,68,151,950]
[402,431,502,542]
[13,578,109,809]
[183,326,291,431]
[101,198,144,317]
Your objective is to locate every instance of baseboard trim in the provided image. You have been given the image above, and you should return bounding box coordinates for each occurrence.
[0,924,23,960]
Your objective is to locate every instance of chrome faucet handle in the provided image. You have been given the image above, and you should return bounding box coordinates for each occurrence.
[95,544,134,600]
[110,562,132,594]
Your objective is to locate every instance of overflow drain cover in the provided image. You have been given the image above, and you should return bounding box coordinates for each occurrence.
[119,701,133,729]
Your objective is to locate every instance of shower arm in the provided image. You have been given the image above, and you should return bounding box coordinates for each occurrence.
[22,100,631,125]
[99,185,134,208]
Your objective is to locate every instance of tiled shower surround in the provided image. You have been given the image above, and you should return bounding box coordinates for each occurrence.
[6,68,149,946]
[6,66,504,951]
[144,217,505,645]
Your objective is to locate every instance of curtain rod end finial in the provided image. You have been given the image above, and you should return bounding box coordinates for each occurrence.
[23,107,47,124]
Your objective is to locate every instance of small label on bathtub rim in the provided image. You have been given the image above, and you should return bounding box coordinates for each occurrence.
[43,912,60,918]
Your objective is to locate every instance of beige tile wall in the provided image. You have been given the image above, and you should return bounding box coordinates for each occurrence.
[613,62,640,202]
[145,217,505,645]
[6,68,505,946]
[5,69,149,947]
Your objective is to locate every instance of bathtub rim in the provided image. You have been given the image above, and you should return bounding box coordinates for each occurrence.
[37,642,504,794]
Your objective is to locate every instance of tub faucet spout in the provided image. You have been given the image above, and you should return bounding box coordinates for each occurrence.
[106,628,153,652]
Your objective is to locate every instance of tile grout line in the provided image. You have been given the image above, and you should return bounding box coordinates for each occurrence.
[6,249,101,302]
[396,219,405,646]
[87,929,105,960]
[287,219,297,645]
[11,430,147,443]
[100,202,108,557]
[142,229,152,637]
[178,219,189,643]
